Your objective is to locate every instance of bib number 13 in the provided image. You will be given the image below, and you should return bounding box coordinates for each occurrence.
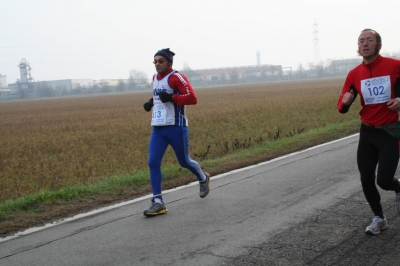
[151,104,167,125]
[152,109,162,119]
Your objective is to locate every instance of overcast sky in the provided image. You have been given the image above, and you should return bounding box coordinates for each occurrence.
[1,0,400,84]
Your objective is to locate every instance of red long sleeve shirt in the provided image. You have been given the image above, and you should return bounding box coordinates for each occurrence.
[337,55,400,125]
[154,67,197,106]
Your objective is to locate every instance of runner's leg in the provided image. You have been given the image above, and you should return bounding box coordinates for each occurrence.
[148,127,169,200]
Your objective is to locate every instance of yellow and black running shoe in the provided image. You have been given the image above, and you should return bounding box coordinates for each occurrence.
[143,200,168,217]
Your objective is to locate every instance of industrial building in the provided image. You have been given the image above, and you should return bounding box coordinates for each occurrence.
[0,73,7,87]
[5,58,152,99]
[327,58,362,76]
[8,79,93,93]
[188,64,285,82]
[182,51,291,86]
[6,59,95,98]
[0,74,9,97]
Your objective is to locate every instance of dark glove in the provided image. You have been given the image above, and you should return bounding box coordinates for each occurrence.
[143,98,154,112]
[158,92,173,103]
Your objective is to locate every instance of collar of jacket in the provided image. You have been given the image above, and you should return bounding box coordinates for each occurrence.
[157,67,174,80]
[362,55,383,68]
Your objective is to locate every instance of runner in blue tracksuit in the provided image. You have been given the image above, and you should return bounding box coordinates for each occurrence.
[142,48,210,216]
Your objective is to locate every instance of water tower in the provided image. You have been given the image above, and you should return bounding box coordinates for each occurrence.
[18,58,33,83]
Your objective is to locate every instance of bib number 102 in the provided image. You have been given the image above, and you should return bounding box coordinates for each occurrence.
[367,86,385,96]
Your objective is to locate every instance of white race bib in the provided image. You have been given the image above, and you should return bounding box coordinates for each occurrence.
[151,104,167,126]
[361,75,391,105]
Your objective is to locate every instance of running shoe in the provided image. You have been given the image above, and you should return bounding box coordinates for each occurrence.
[199,172,210,198]
[365,216,388,235]
[143,199,168,217]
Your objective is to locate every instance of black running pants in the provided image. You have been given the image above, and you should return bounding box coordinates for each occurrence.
[357,123,400,216]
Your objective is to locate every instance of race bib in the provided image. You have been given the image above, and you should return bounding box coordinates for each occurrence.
[361,76,391,105]
[151,104,167,126]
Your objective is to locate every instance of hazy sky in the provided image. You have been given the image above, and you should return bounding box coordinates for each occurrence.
[1,0,400,84]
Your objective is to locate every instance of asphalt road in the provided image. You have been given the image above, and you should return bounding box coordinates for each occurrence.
[1,134,400,266]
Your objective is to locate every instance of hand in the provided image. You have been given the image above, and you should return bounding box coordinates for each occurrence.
[158,92,173,103]
[387,98,400,111]
[143,98,154,112]
[342,90,354,106]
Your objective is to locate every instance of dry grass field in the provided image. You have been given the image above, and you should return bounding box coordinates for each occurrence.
[0,77,358,202]
[0,77,362,235]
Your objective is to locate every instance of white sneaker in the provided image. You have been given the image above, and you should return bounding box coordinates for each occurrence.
[395,192,400,214]
[365,216,388,235]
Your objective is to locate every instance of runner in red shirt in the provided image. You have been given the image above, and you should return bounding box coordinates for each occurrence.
[338,29,400,235]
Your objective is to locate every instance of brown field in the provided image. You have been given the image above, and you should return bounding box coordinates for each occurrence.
[0,78,358,203]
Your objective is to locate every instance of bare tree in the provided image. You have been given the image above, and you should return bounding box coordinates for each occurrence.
[229,70,239,84]
[116,80,126,92]
[36,81,54,98]
[297,63,304,78]
[307,62,316,77]
[129,69,148,86]
[99,81,111,93]
[180,61,197,79]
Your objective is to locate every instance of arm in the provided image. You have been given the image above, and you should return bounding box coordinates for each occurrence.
[168,72,197,105]
[387,77,400,111]
[338,77,358,113]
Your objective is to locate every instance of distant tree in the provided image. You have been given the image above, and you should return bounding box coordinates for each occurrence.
[220,71,226,84]
[322,59,332,76]
[129,69,148,87]
[99,81,111,93]
[316,65,324,78]
[128,72,136,90]
[36,82,54,98]
[229,70,239,84]
[180,61,197,80]
[307,62,316,77]
[71,83,83,95]
[91,84,100,94]
[116,80,126,92]
[323,59,332,68]
[59,86,69,96]
[297,63,304,78]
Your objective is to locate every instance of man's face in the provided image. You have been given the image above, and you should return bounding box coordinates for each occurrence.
[357,30,381,59]
[153,56,171,74]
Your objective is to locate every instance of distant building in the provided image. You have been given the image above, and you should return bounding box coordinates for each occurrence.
[94,79,130,87]
[0,73,6,88]
[8,79,93,95]
[36,79,93,91]
[0,74,10,98]
[94,79,151,91]
[183,64,285,86]
[94,78,152,85]
[327,55,400,76]
[327,58,362,75]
